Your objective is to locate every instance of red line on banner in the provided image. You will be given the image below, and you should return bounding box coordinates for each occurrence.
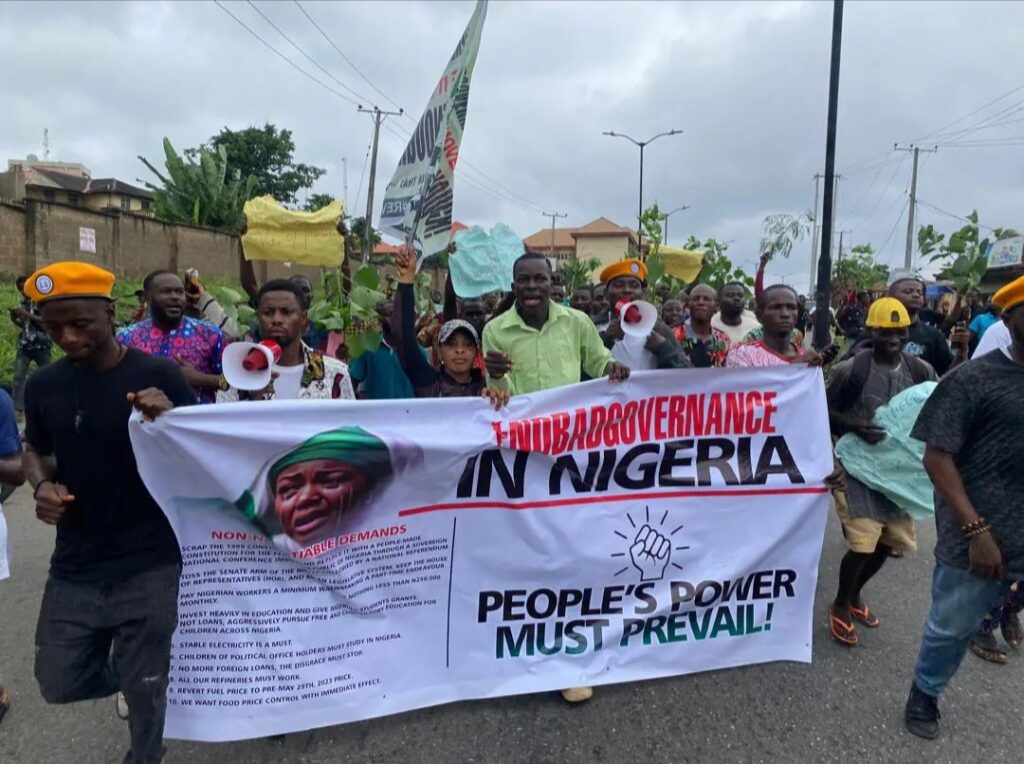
[398,486,830,517]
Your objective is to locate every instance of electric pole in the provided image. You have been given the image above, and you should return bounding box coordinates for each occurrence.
[542,212,568,258]
[895,144,937,270]
[358,106,403,260]
[837,229,853,271]
[813,0,844,350]
[342,157,348,210]
[809,173,823,295]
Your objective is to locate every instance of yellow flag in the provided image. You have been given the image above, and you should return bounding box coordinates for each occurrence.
[660,246,704,283]
[241,196,345,266]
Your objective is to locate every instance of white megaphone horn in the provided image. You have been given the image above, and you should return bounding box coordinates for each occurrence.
[616,300,658,344]
[222,340,281,391]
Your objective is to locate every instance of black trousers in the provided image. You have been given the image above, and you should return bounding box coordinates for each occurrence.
[34,564,181,764]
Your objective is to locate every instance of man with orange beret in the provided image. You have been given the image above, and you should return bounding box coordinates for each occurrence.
[592,258,688,371]
[22,261,194,763]
[904,273,1024,739]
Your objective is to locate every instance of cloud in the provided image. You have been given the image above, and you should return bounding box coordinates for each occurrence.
[2,0,1022,292]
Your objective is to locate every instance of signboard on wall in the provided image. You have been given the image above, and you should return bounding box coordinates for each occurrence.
[986,236,1024,269]
[78,226,96,253]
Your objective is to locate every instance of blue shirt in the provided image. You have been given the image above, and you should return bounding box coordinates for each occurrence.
[969,312,999,341]
[349,341,417,400]
[0,389,19,458]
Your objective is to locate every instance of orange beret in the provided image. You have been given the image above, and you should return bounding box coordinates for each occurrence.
[993,275,1024,313]
[599,258,647,284]
[24,261,115,303]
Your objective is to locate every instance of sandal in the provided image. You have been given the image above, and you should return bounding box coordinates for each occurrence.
[829,608,858,646]
[0,687,10,725]
[969,630,1008,664]
[849,603,880,628]
[1001,612,1023,651]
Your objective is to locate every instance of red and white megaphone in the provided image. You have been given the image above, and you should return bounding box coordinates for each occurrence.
[615,299,658,343]
[221,340,281,391]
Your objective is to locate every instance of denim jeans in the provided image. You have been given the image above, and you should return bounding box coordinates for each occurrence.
[13,346,51,411]
[913,562,1009,697]
[34,564,181,764]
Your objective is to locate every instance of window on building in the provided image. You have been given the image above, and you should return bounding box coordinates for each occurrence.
[67,193,81,206]
[120,196,131,212]
[141,199,152,211]
[43,189,55,202]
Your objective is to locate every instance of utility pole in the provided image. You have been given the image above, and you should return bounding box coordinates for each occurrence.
[809,173,823,295]
[836,229,853,271]
[342,157,348,210]
[895,143,937,269]
[813,0,844,350]
[659,205,689,246]
[43,128,50,161]
[358,106,403,260]
[542,211,568,258]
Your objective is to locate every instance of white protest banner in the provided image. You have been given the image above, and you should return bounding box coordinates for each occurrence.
[130,367,832,742]
[379,0,487,260]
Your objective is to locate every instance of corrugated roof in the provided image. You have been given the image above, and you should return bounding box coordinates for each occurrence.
[26,167,153,199]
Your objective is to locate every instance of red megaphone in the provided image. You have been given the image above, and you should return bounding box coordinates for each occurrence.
[615,300,642,324]
[242,340,281,371]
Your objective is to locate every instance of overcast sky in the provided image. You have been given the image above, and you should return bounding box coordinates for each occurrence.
[3,0,1022,291]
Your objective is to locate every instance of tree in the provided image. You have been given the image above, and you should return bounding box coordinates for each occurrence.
[556,257,601,293]
[304,193,337,213]
[138,138,254,232]
[918,211,1000,293]
[833,244,889,295]
[187,124,325,206]
[760,213,812,261]
[688,236,754,292]
[347,217,381,257]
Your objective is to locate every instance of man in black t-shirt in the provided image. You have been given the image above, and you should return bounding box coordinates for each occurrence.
[22,262,193,764]
[888,276,968,376]
[904,275,1024,740]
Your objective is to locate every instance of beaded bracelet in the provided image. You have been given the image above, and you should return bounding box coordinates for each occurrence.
[964,523,992,541]
[961,518,988,536]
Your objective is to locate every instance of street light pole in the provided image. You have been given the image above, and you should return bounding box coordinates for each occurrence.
[603,129,682,257]
[659,205,690,246]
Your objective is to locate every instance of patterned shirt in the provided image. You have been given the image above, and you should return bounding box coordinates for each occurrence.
[16,296,52,353]
[726,340,807,368]
[117,316,224,403]
[216,344,355,402]
[677,322,731,368]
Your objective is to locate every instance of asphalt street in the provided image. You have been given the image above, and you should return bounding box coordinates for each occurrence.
[1,486,1021,764]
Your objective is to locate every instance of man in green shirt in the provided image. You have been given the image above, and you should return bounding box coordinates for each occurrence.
[482,252,628,706]
[483,252,629,394]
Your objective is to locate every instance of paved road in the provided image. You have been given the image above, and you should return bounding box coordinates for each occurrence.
[2,487,1021,763]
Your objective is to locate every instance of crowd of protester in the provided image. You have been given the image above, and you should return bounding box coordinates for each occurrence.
[1,224,1022,759]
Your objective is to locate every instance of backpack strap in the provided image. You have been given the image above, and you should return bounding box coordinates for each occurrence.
[834,348,873,413]
[903,353,933,385]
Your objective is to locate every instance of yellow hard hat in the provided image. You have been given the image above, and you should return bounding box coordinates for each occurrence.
[866,297,911,329]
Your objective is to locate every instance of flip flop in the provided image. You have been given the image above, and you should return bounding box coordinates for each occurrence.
[1001,612,1024,650]
[969,631,1009,664]
[849,603,880,628]
[829,609,858,647]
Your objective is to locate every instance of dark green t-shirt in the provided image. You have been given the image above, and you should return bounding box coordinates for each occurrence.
[911,349,1024,576]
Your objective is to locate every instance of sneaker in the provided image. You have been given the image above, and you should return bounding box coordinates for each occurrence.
[115,691,129,720]
[560,686,593,703]
[904,683,940,740]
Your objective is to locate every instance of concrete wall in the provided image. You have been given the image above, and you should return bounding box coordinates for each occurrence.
[0,202,26,276]
[575,235,631,270]
[0,199,241,280]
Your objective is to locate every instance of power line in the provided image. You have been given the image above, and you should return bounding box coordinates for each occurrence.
[880,196,909,263]
[245,0,376,107]
[839,149,897,228]
[354,139,371,215]
[916,199,998,232]
[293,0,405,114]
[931,99,1024,145]
[909,82,1024,142]
[856,152,908,227]
[212,0,361,108]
